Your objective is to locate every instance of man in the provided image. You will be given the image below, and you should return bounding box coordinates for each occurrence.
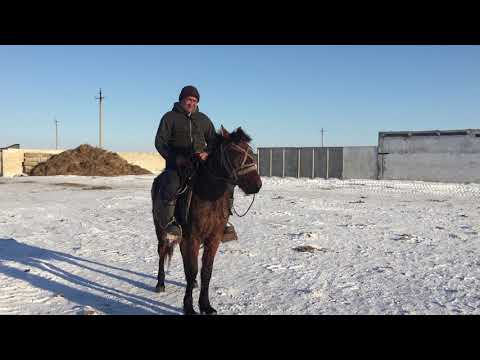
[154,85,236,242]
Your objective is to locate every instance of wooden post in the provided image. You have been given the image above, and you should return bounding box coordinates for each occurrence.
[282,148,285,178]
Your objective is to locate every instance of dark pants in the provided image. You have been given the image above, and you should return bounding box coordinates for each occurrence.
[158,169,182,203]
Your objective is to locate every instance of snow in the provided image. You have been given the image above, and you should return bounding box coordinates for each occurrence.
[1,175,480,314]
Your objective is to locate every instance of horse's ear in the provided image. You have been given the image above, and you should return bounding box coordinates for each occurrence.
[220,125,230,139]
[233,126,252,143]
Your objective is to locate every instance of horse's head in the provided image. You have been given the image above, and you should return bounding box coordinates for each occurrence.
[214,126,262,195]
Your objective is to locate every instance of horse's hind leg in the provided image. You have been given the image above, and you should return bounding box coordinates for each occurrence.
[199,237,221,315]
[154,220,167,293]
[180,237,200,315]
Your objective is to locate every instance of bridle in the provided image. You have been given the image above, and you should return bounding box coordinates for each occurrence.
[219,142,258,184]
[204,141,258,217]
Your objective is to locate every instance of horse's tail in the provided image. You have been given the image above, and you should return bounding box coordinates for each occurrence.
[165,235,183,271]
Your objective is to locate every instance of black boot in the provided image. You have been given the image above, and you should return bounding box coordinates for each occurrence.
[164,220,182,243]
[223,197,238,242]
[157,200,182,243]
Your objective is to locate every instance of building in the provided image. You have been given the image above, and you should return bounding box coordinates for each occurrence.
[378,129,480,183]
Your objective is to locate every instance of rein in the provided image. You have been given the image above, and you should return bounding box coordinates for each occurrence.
[233,193,256,217]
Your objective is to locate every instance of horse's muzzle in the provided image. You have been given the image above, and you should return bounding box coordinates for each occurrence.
[244,178,262,195]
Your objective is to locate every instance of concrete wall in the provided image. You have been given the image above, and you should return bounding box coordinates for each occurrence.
[116,152,165,174]
[379,131,480,183]
[380,153,480,183]
[342,146,378,180]
[0,148,166,177]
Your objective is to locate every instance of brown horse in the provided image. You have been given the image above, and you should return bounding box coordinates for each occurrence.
[152,126,262,315]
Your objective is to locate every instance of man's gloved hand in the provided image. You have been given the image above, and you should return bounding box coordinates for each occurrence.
[194,152,209,162]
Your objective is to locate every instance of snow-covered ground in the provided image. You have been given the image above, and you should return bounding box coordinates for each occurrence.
[1,175,479,315]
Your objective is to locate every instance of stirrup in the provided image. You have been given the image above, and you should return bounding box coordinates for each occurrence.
[225,221,235,230]
[222,222,238,242]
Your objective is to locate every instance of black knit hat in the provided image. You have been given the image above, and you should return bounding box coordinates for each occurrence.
[179,85,200,102]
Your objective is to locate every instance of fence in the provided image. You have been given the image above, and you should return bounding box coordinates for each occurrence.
[257,146,378,180]
[258,147,345,179]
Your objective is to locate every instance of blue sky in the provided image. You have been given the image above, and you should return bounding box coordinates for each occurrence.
[1,45,479,152]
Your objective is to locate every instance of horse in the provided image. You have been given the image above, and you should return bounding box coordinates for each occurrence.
[151,126,262,315]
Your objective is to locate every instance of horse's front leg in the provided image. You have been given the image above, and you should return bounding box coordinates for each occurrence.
[180,237,200,315]
[199,236,221,315]
[155,242,167,292]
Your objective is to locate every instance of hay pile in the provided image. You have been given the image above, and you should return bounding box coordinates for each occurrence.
[30,144,152,176]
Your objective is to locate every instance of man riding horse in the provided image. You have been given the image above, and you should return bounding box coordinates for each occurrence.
[154,85,237,243]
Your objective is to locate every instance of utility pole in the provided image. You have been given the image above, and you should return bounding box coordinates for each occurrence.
[321,128,326,147]
[54,116,59,149]
[95,88,105,148]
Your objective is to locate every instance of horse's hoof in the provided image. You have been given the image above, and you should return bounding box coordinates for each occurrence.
[222,232,238,243]
[200,306,217,315]
[183,308,198,315]
[155,284,165,293]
